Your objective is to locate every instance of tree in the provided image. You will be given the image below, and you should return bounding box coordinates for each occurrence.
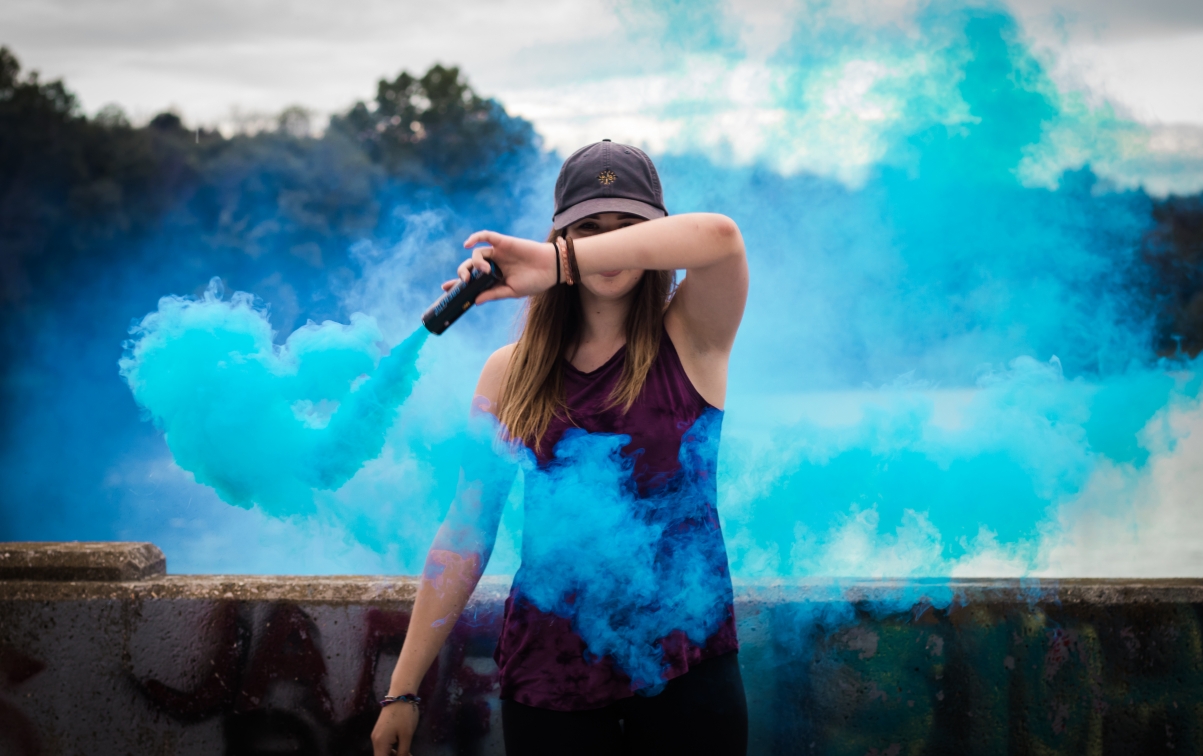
[331,64,538,189]
[0,46,186,307]
[1142,196,1203,357]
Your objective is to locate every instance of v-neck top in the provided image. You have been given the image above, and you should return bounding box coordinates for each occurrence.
[493,329,739,711]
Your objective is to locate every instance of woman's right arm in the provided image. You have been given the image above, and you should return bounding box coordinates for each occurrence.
[371,344,515,756]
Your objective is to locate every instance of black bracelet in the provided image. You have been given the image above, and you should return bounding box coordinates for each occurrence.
[552,241,561,285]
[380,693,421,709]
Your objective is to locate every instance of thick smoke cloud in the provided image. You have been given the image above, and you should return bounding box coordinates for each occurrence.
[118,280,426,515]
[517,412,733,689]
[1,2,1201,601]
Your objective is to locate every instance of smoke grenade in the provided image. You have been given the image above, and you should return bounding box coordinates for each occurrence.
[421,262,504,334]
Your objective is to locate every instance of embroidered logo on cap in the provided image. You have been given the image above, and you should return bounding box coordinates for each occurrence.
[597,169,617,185]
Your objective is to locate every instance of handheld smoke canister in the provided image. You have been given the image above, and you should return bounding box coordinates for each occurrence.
[421,262,504,334]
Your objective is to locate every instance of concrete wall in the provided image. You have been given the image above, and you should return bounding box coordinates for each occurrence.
[2,544,1202,755]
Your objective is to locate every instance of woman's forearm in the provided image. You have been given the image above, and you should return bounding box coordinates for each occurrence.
[388,547,485,695]
[572,213,744,275]
[388,474,504,694]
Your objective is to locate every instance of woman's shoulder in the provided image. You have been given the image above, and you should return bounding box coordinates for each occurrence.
[474,343,517,409]
[484,343,517,373]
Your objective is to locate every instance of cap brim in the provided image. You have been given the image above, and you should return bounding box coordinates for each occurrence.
[553,197,667,230]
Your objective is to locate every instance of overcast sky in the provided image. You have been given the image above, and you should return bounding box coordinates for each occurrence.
[3,0,1202,188]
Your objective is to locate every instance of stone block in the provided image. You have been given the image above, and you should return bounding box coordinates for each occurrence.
[0,541,166,581]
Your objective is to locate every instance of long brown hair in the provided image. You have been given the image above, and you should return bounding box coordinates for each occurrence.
[497,228,674,450]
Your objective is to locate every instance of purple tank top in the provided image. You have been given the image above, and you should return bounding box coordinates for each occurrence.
[494,329,739,711]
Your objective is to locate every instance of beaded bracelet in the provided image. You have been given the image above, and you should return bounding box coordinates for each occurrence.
[380,693,421,709]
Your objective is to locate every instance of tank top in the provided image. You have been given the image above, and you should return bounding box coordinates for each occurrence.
[493,328,739,711]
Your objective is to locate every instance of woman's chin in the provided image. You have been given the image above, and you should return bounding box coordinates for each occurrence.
[587,284,635,299]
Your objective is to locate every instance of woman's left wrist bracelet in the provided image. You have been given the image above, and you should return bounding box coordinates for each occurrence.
[380,693,421,709]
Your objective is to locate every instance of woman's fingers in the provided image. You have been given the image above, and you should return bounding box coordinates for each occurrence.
[455,260,477,282]
[371,732,394,756]
[371,704,418,756]
[455,229,559,302]
[473,285,516,305]
[471,246,495,276]
[456,247,496,282]
[463,229,503,249]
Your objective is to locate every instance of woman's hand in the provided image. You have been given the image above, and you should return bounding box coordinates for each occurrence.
[371,702,419,756]
[455,230,559,304]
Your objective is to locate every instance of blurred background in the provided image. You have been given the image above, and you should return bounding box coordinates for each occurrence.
[1,0,1200,577]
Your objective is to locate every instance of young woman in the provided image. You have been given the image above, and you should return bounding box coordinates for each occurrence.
[372,140,749,756]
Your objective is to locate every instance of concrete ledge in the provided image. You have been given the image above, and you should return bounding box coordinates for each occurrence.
[3,546,1203,755]
[3,574,1203,603]
[0,573,422,602]
[0,541,166,581]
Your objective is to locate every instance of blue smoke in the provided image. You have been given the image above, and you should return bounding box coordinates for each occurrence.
[517,411,732,690]
[0,0,1199,688]
[118,279,427,515]
[2,0,1201,612]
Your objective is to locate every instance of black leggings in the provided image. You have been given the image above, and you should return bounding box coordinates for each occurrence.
[501,652,747,756]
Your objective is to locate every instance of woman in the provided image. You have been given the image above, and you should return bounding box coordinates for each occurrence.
[372,140,749,756]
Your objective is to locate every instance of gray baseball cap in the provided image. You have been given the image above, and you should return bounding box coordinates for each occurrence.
[552,139,667,230]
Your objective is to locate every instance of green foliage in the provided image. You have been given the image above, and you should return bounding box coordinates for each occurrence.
[1142,196,1203,357]
[331,64,537,188]
[0,46,184,306]
[0,47,539,319]
[0,43,1198,361]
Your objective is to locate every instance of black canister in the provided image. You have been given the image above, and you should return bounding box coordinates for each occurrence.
[421,262,504,335]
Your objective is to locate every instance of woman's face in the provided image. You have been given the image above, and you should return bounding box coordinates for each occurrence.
[566,212,647,300]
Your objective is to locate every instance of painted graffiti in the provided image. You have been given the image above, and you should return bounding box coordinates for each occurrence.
[133,601,503,755]
[0,645,44,756]
[3,584,1203,754]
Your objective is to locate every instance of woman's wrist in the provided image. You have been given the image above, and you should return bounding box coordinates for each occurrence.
[380,693,422,711]
[388,669,423,698]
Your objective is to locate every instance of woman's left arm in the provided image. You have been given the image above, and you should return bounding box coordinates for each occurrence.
[464,213,749,354]
[583,214,749,358]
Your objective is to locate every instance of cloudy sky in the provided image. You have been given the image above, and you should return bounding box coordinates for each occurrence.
[4,0,1202,190]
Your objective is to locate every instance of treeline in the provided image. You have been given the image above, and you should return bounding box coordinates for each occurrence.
[0,45,1201,357]
[0,46,541,322]
[1142,195,1203,357]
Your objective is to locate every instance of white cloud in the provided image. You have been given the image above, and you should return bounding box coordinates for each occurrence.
[1037,391,1203,577]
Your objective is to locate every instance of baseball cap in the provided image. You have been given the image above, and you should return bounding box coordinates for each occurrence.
[552,139,667,230]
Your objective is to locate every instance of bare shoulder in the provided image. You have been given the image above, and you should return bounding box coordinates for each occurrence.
[475,343,516,410]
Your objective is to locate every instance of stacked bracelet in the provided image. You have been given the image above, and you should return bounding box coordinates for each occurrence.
[552,241,562,286]
[380,693,421,709]
[565,235,581,285]
[557,236,574,286]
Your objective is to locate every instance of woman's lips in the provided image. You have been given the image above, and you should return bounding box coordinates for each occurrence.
[601,270,622,278]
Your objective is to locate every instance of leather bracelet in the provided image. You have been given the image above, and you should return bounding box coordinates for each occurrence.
[558,236,574,286]
[565,235,581,286]
[551,241,561,285]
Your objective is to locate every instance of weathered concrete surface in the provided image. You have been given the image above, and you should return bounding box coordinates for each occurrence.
[2,563,1202,754]
[0,542,166,581]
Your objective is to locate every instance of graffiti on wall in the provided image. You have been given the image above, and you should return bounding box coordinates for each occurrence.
[134,602,503,756]
[757,598,1203,755]
[0,644,44,756]
[4,584,1203,755]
